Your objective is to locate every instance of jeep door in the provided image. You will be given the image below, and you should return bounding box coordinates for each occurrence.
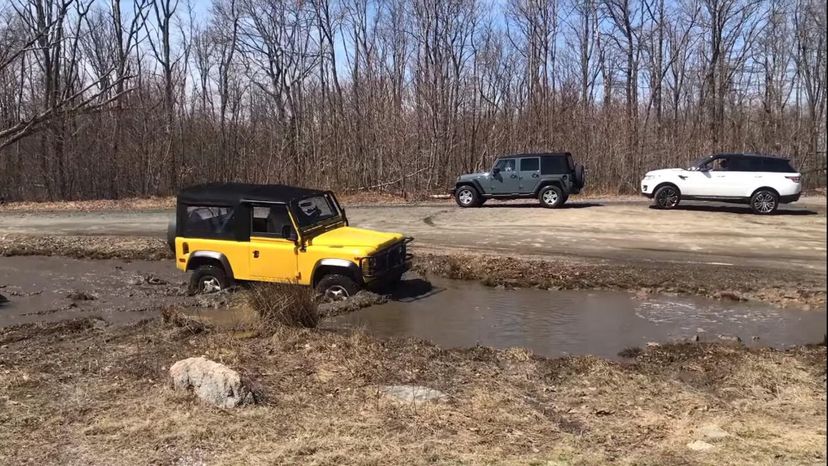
[518,157,541,193]
[488,158,520,194]
[248,204,300,282]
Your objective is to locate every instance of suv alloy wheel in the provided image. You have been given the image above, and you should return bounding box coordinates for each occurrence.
[315,274,360,301]
[653,185,680,209]
[750,189,778,215]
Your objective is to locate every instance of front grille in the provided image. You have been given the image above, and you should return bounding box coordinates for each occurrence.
[361,238,412,277]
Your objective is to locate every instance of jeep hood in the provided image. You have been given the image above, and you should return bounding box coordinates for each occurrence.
[457,172,488,181]
[307,226,404,250]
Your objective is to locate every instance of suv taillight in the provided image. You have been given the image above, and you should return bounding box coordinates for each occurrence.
[785,176,801,183]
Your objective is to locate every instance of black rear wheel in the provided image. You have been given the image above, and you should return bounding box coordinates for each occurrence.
[539,185,564,208]
[653,185,680,209]
[750,189,778,215]
[188,265,229,295]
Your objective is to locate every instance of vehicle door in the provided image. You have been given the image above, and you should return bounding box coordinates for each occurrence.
[717,155,760,197]
[488,158,520,194]
[518,157,541,193]
[680,156,729,196]
[248,203,300,282]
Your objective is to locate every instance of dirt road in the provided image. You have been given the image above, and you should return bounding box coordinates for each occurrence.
[1,197,825,272]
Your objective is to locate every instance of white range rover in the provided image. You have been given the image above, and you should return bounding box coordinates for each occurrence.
[641,153,802,214]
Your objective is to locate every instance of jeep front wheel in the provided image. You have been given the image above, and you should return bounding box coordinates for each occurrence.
[315,274,360,301]
[455,186,480,208]
[539,185,564,208]
[189,265,229,295]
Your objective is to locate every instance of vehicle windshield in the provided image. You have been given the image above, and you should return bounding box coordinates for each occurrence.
[688,156,712,170]
[292,194,343,232]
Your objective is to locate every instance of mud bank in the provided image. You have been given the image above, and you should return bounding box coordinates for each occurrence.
[0,315,825,464]
[1,234,824,308]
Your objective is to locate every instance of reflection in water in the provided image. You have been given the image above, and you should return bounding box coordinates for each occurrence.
[328,277,827,359]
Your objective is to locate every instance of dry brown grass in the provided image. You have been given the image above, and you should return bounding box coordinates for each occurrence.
[239,283,319,329]
[0,315,825,465]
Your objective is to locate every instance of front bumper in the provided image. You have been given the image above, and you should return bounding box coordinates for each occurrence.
[360,237,413,279]
[640,180,655,198]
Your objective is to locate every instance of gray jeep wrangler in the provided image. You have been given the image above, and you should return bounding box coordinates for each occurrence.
[451,152,586,208]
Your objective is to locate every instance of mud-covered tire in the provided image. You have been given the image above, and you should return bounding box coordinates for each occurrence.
[188,265,228,295]
[538,185,564,208]
[455,186,480,208]
[315,274,360,301]
[166,216,176,252]
[653,184,681,209]
[750,189,778,215]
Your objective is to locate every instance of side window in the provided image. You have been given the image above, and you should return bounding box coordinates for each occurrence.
[251,204,295,239]
[762,158,796,173]
[728,156,760,172]
[183,206,233,237]
[709,157,731,171]
[494,159,516,172]
[541,156,568,174]
[520,157,540,172]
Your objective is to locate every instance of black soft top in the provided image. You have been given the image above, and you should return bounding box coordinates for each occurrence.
[498,152,571,159]
[178,182,328,205]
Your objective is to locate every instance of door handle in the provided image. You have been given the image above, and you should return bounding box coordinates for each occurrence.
[678,175,687,180]
[531,173,539,178]
[253,250,260,258]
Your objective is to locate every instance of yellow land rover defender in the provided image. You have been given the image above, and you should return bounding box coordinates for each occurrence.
[169,183,412,299]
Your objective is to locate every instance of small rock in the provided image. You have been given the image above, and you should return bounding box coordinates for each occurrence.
[646,342,661,348]
[717,334,743,344]
[67,290,97,301]
[169,357,254,408]
[687,440,715,451]
[751,336,760,341]
[698,424,730,441]
[380,385,447,405]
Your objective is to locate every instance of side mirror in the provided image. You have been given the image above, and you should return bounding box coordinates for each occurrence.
[492,167,501,175]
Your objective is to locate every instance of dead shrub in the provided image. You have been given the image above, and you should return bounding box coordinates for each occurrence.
[243,283,319,329]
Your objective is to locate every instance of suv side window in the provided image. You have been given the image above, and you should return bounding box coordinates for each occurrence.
[251,204,296,239]
[183,206,234,237]
[726,156,757,172]
[762,158,796,173]
[494,159,516,172]
[520,157,539,172]
[540,156,568,174]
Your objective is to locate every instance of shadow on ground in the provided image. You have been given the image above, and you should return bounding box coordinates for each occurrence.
[652,204,819,216]
[480,202,604,209]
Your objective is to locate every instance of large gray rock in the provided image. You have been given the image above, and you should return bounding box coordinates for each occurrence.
[380,385,447,405]
[169,357,254,408]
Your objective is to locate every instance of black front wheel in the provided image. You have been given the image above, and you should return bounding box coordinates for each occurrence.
[315,274,360,301]
[750,189,778,215]
[455,186,480,208]
[653,185,681,209]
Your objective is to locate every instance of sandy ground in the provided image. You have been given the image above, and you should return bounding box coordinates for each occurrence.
[1,197,825,273]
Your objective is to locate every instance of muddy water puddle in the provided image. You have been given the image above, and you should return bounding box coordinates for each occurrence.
[0,256,186,327]
[328,277,827,359]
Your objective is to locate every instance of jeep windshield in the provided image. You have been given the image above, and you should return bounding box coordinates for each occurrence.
[292,194,344,234]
